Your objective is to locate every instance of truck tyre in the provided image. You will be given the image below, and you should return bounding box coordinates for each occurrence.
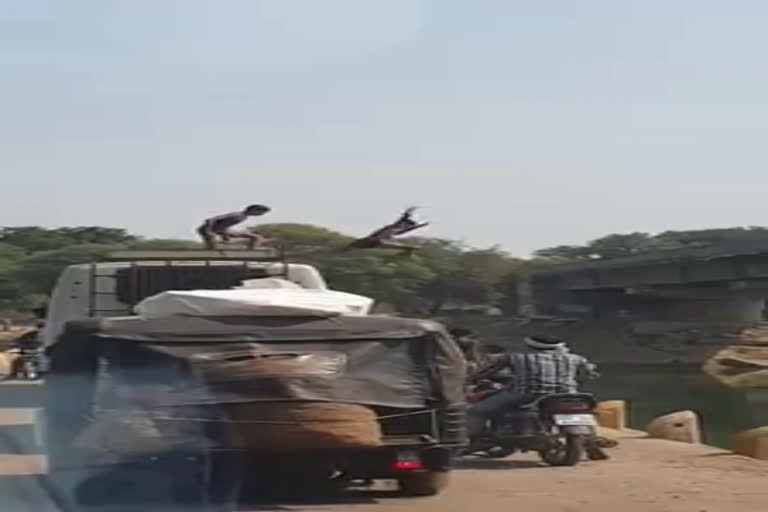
[398,470,450,496]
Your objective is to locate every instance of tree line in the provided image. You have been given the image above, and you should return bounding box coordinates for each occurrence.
[0,225,525,316]
[1,224,766,316]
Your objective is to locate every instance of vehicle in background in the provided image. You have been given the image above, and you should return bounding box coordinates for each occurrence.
[11,327,42,380]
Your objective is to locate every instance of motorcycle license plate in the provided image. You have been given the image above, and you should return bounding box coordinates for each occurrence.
[553,414,596,426]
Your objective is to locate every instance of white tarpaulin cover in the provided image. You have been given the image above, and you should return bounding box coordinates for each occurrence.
[134,288,374,317]
[233,278,302,289]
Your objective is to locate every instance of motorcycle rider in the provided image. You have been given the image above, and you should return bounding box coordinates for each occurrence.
[467,335,598,436]
[449,327,481,377]
[345,207,429,254]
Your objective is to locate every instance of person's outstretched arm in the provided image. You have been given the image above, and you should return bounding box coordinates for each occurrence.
[472,353,510,382]
[576,355,600,382]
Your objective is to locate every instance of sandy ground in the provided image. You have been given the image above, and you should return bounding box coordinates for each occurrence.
[238,430,768,512]
[0,382,766,511]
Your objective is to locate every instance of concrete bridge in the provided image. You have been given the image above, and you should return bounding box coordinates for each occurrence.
[526,241,768,323]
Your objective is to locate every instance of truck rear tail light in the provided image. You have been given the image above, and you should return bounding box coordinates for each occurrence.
[391,451,423,470]
[392,460,423,470]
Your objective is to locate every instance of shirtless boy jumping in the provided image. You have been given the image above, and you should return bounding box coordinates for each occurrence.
[346,207,429,254]
[197,204,271,250]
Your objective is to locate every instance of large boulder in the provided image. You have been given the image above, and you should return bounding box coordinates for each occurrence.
[738,327,768,345]
[703,346,768,388]
[646,410,702,444]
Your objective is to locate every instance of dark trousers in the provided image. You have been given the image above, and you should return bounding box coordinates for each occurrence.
[467,389,526,436]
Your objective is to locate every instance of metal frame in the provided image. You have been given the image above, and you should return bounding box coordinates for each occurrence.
[105,248,285,262]
[87,247,291,317]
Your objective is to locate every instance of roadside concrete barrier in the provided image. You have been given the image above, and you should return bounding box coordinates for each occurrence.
[732,427,768,459]
[646,410,702,443]
[596,400,626,430]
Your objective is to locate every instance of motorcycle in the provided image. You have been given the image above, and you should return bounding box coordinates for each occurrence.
[12,330,42,381]
[16,346,41,380]
[465,379,599,466]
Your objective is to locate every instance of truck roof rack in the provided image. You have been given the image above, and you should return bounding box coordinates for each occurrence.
[106,249,283,262]
[91,248,290,313]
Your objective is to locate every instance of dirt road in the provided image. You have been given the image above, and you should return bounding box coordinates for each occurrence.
[239,432,768,512]
[0,382,766,511]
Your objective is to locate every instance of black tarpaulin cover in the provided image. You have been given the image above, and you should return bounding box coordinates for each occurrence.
[45,315,466,462]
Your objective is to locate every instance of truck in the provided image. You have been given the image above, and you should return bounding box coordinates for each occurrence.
[40,250,467,507]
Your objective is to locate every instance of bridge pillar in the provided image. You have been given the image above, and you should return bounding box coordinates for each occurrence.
[653,298,764,323]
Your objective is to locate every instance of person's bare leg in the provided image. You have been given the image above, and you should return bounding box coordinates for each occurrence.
[197,230,217,250]
[227,231,270,249]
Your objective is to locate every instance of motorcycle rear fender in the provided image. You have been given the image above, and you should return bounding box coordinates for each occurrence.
[559,425,595,436]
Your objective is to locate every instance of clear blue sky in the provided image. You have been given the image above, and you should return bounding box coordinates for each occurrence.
[2,0,768,255]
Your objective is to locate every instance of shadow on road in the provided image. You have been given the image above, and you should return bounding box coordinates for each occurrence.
[240,488,397,510]
[0,424,41,455]
[47,465,401,511]
[0,475,405,512]
[0,382,41,408]
[456,458,545,470]
[0,474,59,512]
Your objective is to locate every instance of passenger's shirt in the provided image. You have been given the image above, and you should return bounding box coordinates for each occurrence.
[476,349,598,395]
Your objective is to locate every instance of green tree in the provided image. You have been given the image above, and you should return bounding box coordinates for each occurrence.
[128,239,202,250]
[654,227,768,249]
[0,226,137,253]
[533,244,593,261]
[12,244,119,295]
[418,247,523,313]
[250,224,520,314]
[586,233,655,259]
[254,223,352,252]
[0,227,70,253]
[535,227,768,262]
[320,253,437,313]
[536,232,656,260]
[0,243,25,263]
[0,222,527,315]
[50,227,137,246]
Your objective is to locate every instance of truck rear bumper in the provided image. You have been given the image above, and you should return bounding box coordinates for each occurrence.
[239,443,458,479]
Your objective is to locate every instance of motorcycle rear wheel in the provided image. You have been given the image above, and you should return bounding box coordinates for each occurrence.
[482,446,515,459]
[23,361,38,380]
[538,435,584,466]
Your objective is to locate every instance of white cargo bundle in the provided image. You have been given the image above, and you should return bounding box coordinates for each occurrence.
[134,288,374,318]
[233,278,302,289]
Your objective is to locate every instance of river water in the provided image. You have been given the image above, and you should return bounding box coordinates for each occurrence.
[586,365,768,448]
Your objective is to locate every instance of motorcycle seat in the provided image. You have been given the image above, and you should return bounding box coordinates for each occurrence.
[518,393,596,410]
